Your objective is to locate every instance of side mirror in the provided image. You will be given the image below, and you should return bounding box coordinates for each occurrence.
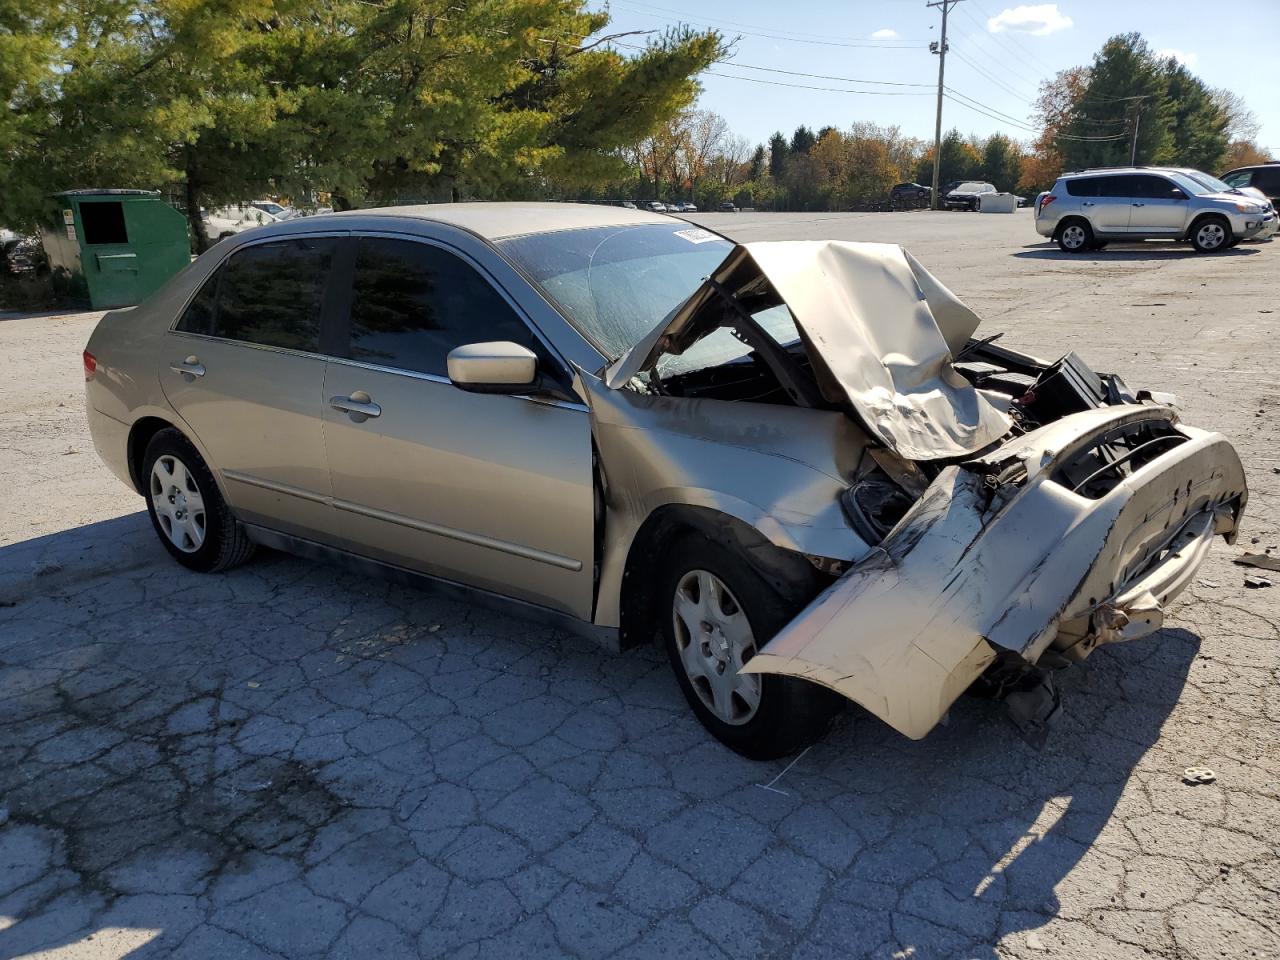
[1170,188,1187,200]
[447,341,540,394]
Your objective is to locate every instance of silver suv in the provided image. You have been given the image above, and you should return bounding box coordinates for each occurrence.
[1035,167,1274,252]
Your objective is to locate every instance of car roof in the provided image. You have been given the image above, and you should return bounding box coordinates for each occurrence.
[326,201,669,240]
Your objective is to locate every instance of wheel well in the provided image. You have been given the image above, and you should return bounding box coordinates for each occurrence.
[1186,212,1230,240]
[127,416,175,494]
[617,504,827,650]
[1055,215,1089,234]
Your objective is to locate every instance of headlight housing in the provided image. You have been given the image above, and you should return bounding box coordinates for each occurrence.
[1234,201,1262,214]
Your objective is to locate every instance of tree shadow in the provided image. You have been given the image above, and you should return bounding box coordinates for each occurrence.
[0,515,1202,958]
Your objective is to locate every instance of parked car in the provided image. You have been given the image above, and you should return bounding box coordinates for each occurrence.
[1157,167,1277,242]
[250,200,296,220]
[673,201,698,213]
[719,201,737,212]
[890,182,931,204]
[1036,168,1274,252]
[84,203,1246,758]
[203,205,282,243]
[643,200,667,213]
[1219,163,1280,206]
[944,181,997,211]
[621,201,637,209]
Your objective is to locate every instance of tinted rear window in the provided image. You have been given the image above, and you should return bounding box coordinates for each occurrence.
[176,237,335,352]
[1065,177,1105,197]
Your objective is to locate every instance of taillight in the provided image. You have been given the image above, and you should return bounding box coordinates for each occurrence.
[83,349,97,381]
[1038,194,1057,215]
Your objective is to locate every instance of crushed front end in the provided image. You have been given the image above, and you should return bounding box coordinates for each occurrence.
[606,239,1247,741]
[744,404,1246,740]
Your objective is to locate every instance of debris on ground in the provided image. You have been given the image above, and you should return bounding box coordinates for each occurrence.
[1234,552,1280,572]
[1183,767,1217,785]
[1243,575,1273,589]
[1197,579,1219,588]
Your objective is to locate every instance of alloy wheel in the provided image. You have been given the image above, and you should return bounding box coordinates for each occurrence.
[150,455,206,553]
[671,569,761,725]
[1061,224,1087,249]
[1196,222,1226,250]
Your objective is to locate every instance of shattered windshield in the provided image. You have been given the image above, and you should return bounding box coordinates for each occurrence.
[498,223,735,361]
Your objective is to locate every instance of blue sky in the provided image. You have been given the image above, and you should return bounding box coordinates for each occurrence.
[590,0,1280,160]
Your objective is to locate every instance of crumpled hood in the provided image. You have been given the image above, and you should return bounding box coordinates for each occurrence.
[607,240,1012,461]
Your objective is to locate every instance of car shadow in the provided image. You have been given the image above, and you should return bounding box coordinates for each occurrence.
[1015,242,1261,261]
[0,515,1200,958]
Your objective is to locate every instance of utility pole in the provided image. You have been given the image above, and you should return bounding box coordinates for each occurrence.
[1129,101,1142,165]
[927,0,963,210]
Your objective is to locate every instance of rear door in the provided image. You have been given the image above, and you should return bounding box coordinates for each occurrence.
[161,235,341,540]
[320,234,596,618]
[1089,175,1135,233]
[1251,167,1280,204]
[1129,174,1186,235]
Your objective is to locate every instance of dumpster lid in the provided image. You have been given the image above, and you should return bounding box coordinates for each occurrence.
[53,189,160,198]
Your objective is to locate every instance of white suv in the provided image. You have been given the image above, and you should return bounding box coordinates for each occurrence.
[1035,168,1273,253]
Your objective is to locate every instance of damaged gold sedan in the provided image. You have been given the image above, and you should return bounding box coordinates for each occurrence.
[85,204,1246,759]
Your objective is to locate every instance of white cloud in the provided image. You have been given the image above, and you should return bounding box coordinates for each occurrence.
[1155,47,1198,67]
[987,4,1073,36]
[870,28,898,39]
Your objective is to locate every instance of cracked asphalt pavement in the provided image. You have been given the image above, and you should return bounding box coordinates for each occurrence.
[2,213,1278,959]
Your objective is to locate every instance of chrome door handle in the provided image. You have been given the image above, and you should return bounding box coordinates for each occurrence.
[170,357,205,379]
[1132,202,1145,207]
[1081,201,1094,207]
[330,391,381,422]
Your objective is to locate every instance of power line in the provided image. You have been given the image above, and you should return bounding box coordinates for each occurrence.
[719,61,935,89]
[608,40,936,89]
[944,86,1032,128]
[943,93,1128,141]
[948,48,1038,104]
[704,69,936,96]
[963,2,1056,79]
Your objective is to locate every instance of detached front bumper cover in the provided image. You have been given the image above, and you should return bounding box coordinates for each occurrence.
[743,405,1247,740]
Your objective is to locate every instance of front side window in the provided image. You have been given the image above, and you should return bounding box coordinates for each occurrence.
[1221,171,1253,189]
[176,237,335,352]
[1130,175,1178,199]
[346,237,539,377]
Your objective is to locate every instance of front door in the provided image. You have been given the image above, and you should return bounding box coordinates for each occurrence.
[1128,174,1187,236]
[320,235,596,619]
[161,235,341,539]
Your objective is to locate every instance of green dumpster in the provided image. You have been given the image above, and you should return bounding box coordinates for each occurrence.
[39,189,191,309]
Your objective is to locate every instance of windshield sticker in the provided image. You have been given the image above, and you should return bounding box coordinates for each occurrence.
[674,228,717,244]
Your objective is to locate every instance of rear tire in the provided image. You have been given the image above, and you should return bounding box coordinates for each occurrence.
[1190,215,1231,253]
[659,535,843,759]
[143,429,255,573]
[1056,219,1093,252]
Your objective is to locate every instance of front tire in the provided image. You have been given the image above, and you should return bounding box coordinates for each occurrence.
[659,535,843,759]
[143,429,255,573]
[1056,219,1093,252]
[1190,216,1231,253]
